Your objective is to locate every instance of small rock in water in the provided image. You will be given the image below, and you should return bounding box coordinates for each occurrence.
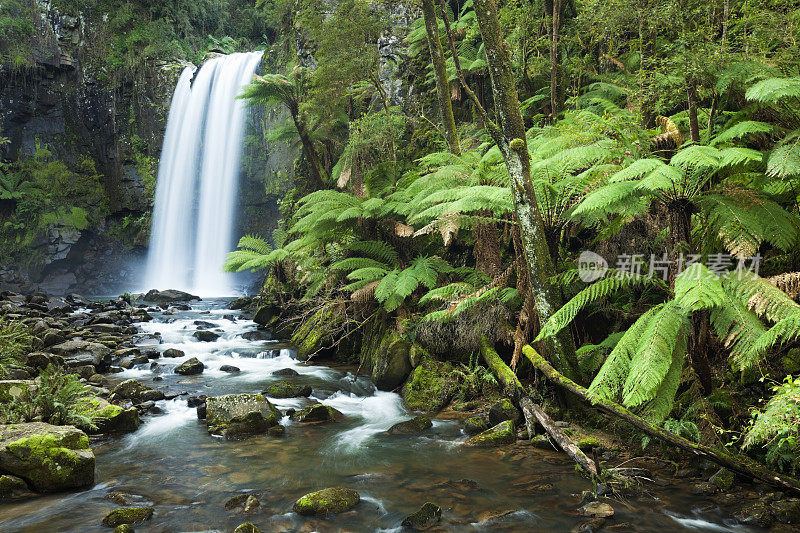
[263,382,311,398]
[224,493,249,510]
[162,348,184,358]
[193,330,220,342]
[101,507,153,527]
[387,416,432,435]
[489,398,523,426]
[175,357,204,375]
[220,365,240,373]
[244,494,260,513]
[465,420,516,447]
[579,501,614,518]
[401,501,441,530]
[290,403,343,423]
[241,330,271,341]
[571,518,606,533]
[187,395,207,407]
[463,414,490,436]
[293,487,360,515]
[268,424,285,437]
[233,523,260,533]
[272,368,299,377]
[112,524,134,533]
[193,320,216,329]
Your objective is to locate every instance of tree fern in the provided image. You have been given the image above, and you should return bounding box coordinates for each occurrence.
[673,263,726,312]
[745,77,800,105]
[710,291,768,372]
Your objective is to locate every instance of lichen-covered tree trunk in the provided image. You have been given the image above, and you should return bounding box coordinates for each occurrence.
[289,104,327,190]
[472,0,579,380]
[421,0,460,155]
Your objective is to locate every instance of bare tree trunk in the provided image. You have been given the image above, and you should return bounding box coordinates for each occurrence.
[523,345,800,497]
[687,82,700,142]
[471,0,580,379]
[550,0,562,119]
[422,0,460,155]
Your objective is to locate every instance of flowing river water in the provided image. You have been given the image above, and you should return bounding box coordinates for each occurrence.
[0,299,752,532]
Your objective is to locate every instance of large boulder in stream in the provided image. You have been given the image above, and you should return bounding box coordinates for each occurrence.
[0,422,94,492]
[111,379,165,402]
[401,357,456,413]
[292,487,360,515]
[81,398,140,434]
[193,330,220,342]
[205,394,280,439]
[142,289,200,303]
[174,357,204,375]
[489,398,522,426]
[465,420,516,447]
[370,331,412,391]
[387,416,432,435]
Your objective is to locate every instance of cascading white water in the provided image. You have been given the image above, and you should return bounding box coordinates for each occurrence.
[145,51,263,295]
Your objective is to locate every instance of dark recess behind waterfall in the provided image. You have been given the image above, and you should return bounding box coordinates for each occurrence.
[0,5,295,296]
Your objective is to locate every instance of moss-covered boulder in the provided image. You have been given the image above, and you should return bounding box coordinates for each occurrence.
[464,414,490,436]
[142,289,200,303]
[488,398,522,426]
[0,422,94,491]
[0,474,31,501]
[112,525,134,533]
[174,357,204,375]
[401,357,455,413]
[233,522,261,533]
[101,506,154,527]
[290,303,344,360]
[292,487,360,515]
[782,348,800,374]
[290,403,344,423]
[371,331,412,391]
[387,416,432,435]
[771,499,800,524]
[401,501,442,529]
[262,382,312,399]
[82,398,140,434]
[465,420,516,447]
[205,394,279,439]
[709,468,734,491]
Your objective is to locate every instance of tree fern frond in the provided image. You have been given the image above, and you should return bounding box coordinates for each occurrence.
[674,263,726,311]
[723,271,800,323]
[745,77,800,105]
[330,257,390,272]
[346,240,399,265]
[711,291,768,372]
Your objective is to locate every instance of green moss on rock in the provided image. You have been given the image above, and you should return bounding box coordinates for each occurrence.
[401,357,455,413]
[465,420,516,447]
[290,403,343,423]
[401,501,442,529]
[262,382,311,399]
[370,330,412,391]
[0,422,94,491]
[233,522,261,533]
[82,398,140,434]
[0,474,30,501]
[291,303,344,360]
[205,394,279,439]
[387,416,432,435]
[101,506,153,527]
[292,487,360,515]
[464,415,490,436]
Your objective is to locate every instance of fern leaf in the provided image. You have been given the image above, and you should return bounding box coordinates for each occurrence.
[674,263,726,311]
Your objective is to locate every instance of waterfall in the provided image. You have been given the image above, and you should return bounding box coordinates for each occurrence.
[145,51,263,295]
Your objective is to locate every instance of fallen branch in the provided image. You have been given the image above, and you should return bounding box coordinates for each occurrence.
[479,337,598,478]
[522,345,800,496]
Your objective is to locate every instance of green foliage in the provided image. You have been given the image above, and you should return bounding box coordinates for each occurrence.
[744,375,800,473]
[0,365,97,428]
[0,317,31,378]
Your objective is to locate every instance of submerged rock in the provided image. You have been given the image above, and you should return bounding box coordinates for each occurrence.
[101,506,153,527]
[401,501,441,530]
[193,330,220,342]
[174,357,204,375]
[292,487,360,515]
[233,523,261,533]
[112,525,134,533]
[290,403,344,423]
[205,394,279,439]
[262,382,312,399]
[0,474,32,501]
[579,501,614,518]
[465,420,516,447]
[0,422,94,491]
[387,416,432,435]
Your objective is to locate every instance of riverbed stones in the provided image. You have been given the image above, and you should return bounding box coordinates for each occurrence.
[193,330,220,342]
[174,357,204,375]
[0,422,94,491]
[142,289,200,303]
[290,403,344,423]
[233,523,261,533]
[401,501,441,529]
[488,398,522,426]
[262,381,312,398]
[292,487,360,515]
[241,330,272,341]
[387,415,432,435]
[205,394,280,439]
[101,506,154,527]
[465,420,516,447]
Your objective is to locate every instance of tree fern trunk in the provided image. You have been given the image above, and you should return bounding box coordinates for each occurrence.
[550,0,562,120]
[473,0,580,380]
[687,82,700,142]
